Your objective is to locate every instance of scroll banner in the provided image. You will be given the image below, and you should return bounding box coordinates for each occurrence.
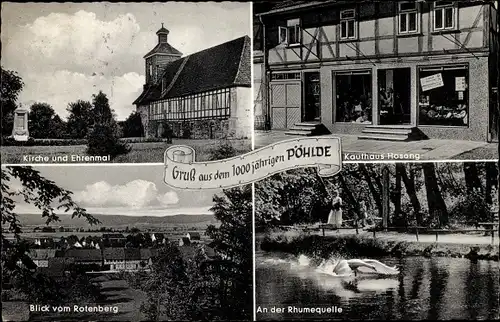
[164,137,342,190]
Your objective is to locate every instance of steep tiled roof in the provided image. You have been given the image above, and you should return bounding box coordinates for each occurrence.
[125,248,141,261]
[188,232,201,240]
[65,249,102,261]
[144,42,182,59]
[258,0,366,16]
[29,249,57,260]
[103,248,125,260]
[134,36,251,105]
[102,233,125,239]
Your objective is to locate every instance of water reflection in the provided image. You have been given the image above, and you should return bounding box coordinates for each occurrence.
[256,252,499,320]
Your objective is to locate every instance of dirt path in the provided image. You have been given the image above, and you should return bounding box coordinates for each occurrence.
[322,228,497,245]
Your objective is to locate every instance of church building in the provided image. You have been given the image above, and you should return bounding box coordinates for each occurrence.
[134,25,252,139]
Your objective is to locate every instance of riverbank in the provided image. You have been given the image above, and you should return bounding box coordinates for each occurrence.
[259,230,499,261]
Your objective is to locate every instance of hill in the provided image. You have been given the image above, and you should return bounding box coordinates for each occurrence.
[15,213,217,229]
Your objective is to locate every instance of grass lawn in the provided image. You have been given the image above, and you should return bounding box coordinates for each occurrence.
[1,139,251,164]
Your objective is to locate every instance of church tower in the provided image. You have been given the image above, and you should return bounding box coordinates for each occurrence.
[144,24,182,84]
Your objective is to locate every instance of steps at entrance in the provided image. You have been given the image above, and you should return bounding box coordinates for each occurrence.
[285,122,326,136]
[359,125,422,141]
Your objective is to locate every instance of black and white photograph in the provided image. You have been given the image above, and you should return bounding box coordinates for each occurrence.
[1,2,252,164]
[1,165,252,321]
[253,1,499,161]
[254,161,499,320]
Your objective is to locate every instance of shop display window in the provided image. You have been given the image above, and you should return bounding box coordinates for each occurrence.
[418,65,468,126]
[335,71,372,124]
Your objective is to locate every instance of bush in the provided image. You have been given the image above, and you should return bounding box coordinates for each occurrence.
[119,137,169,144]
[86,123,131,159]
[449,192,491,223]
[1,137,87,146]
[207,140,237,161]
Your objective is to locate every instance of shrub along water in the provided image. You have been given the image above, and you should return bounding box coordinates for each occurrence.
[260,232,499,261]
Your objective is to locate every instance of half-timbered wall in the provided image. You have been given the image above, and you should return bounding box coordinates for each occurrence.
[266,2,489,66]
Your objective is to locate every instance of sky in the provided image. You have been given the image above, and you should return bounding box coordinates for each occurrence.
[6,165,219,216]
[1,2,251,121]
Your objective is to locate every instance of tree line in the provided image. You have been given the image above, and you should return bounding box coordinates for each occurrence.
[255,162,498,229]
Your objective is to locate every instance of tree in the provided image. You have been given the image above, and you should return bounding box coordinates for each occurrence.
[92,91,114,124]
[122,111,144,137]
[66,100,93,139]
[86,91,130,159]
[1,166,99,302]
[463,162,483,193]
[139,242,195,321]
[28,103,67,139]
[205,185,253,320]
[422,163,449,227]
[51,115,67,139]
[1,67,24,136]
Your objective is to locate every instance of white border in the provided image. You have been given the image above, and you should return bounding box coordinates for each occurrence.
[250,2,257,321]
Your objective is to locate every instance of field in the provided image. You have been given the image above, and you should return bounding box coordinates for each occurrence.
[3,213,219,243]
[0,138,251,164]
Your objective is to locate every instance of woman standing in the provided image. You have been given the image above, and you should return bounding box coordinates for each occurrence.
[327,190,343,228]
[358,200,367,228]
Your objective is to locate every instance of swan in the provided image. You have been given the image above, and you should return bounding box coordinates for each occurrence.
[332,259,400,276]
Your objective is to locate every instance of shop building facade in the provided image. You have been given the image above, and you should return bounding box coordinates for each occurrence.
[254,0,498,141]
[134,26,252,139]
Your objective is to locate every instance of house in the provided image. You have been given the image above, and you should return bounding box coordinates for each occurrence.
[186,232,201,243]
[124,248,143,270]
[254,0,499,142]
[140,248,158,266]
[103,248,153,271]
[102,233,126,247]
[103,248,126,270]
[41,257,75,277]
[33,237,55,248]
[179,237,191,246]
[133,25,252,140]
[28,249,57,267]
[151,232,166,244]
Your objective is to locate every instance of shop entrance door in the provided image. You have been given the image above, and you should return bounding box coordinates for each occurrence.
[270,81,301,129]
[378,68,411,125]
[303,72,321,122]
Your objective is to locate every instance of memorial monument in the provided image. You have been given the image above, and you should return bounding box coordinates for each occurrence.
[11,106,29,141]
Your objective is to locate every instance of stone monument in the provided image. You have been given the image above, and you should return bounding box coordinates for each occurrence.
[11,106,29,141]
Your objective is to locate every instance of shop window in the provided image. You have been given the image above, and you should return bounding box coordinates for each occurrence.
[335,70,372,124]
[278,18,301,46]
[398,2,419,34]
[418,65,468,126]
[340,9,357,40]
[433,1,456,31]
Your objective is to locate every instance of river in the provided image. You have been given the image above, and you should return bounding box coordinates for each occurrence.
[256,251,499,320]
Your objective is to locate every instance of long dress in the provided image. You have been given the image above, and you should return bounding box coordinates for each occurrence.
[327,197,343,228]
